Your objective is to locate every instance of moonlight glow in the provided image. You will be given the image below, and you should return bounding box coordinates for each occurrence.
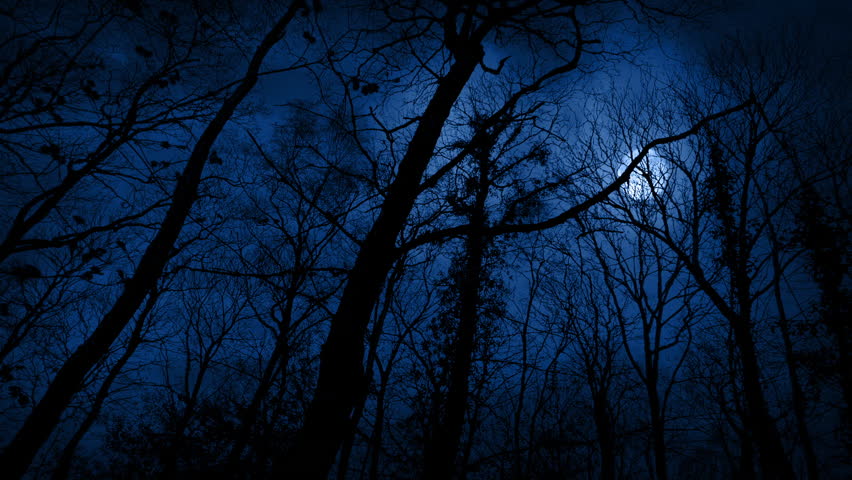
[2,1,845,478]
[619,148,670,200]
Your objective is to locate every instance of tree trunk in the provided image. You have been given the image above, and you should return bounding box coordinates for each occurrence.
[591,391,616,480]
[337,263,402,480]
[647,381,667,480]
[275,46,483,479]
[423,137,490,480]
[422,230,485,479]
[225,289,298,474]
[366,371,390,480]
[0,7,299,477]
[50,296,152,480]
[767,222,819,479]
[729,311,794,480]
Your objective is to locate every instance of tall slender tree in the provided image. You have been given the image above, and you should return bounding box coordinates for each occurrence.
[0,3,304,476]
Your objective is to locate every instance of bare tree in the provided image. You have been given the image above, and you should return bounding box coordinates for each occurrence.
[0,3,305,476]
[276,2,751,475]
[544,242,627,480]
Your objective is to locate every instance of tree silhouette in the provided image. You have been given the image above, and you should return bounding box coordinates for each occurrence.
[0,2,848,479]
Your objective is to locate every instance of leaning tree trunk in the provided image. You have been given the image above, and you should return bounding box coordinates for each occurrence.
[275,45,484,479]
[0,6,300,477]
[336,262,403,480]
[50,294,154,480]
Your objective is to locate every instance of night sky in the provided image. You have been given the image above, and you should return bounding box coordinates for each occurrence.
[0,1,849,479]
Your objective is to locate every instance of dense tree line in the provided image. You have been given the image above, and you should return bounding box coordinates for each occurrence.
[0,1,848,479]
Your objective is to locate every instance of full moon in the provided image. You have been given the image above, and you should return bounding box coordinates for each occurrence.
[618,148,669,200]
